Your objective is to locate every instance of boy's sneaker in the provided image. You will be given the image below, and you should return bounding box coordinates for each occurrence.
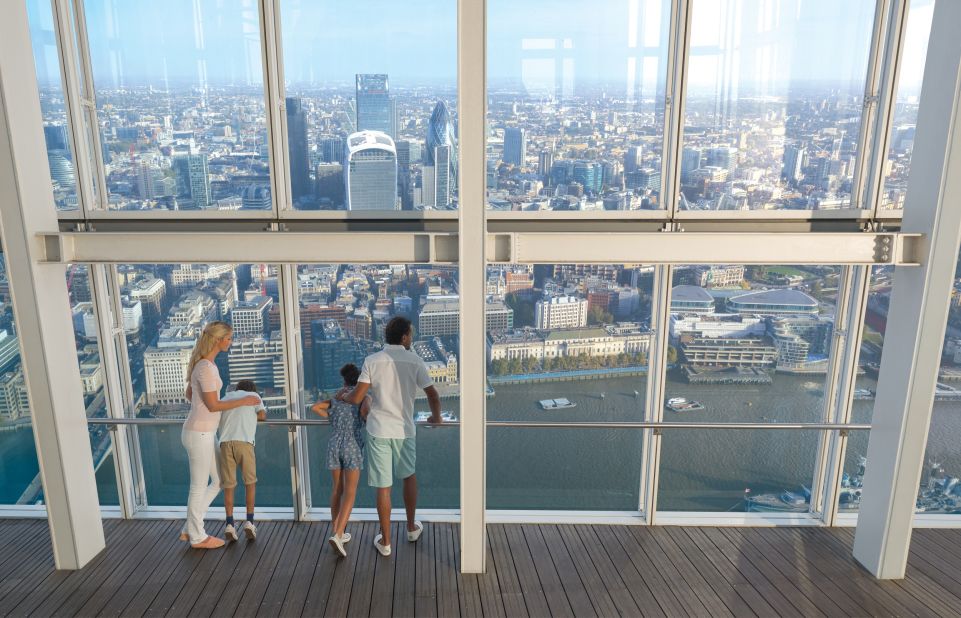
[224,524,238,542]
[373,534,391,557]
[329,534,347,558]
[242,521,257,540]
[407,521,424,542]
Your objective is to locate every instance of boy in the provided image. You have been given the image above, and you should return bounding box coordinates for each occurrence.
[218,379,267,541]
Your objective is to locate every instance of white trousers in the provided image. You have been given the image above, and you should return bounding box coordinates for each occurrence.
[181,428,221,544]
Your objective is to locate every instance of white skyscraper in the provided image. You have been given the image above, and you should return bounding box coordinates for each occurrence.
[345,130,398,210]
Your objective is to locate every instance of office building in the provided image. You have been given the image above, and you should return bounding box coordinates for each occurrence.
[286,97,311,202]
[535,296,589,330]
[172,154,210,209]
[783,144,806,183]
[230,296,272,336]
[227,332,286,391]
[320,136,344,163]
[503,127,526,167]
[355,74,394,137]
[344,131,398,210]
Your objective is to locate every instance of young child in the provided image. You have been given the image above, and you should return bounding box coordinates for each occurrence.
[311,363,370,557]
[218,379,267,542]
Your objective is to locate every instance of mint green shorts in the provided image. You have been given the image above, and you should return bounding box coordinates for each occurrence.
[366,434,416,488]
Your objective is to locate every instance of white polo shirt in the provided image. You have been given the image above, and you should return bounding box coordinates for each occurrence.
[358,344,433,439]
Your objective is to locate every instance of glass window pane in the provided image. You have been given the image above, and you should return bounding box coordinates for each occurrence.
[0,254,42,505]
[296,264,459,509]
[280,1,457,211]
[659,264,841,512]
[681,0,876,212]
[67,265,120,506]
[879,0,935,211]
[83,1,272,213]
[486,0,671,212]
[665,264,840,420]
[127,264,292,507]
[27,0,80,212]
[659,429,819,511]
[487,264,653,510]
[848,255,961,516]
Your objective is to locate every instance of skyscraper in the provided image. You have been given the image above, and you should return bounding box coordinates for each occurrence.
[286,97,311,202]
[425,101,458,209]
[538,148,554,181]
[356,74,394,137]
[395,140,413,210]
[623,145,643,174]
[345,130,398,210]
[320,136,344,163]
[680,147,702,183]
[782,144,806,184]
[172,154,210,210]
[504,127,527,167]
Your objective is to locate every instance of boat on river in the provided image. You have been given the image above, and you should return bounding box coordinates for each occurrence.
[539,398,577,410]
[665,397,705,412]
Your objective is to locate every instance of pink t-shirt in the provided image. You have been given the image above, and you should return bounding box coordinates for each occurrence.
[183,359,223,433]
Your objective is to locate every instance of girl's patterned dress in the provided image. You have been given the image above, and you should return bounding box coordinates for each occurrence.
[326,399,365,470]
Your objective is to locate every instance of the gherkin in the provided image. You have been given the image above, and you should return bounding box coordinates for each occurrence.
[426,100,457,185]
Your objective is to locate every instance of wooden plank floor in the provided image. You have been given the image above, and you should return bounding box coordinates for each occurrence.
[2,520,960,617]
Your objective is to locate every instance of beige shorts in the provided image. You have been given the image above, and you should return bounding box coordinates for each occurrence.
[219,441,257,488]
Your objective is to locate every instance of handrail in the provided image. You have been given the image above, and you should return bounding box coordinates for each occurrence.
[86,418,871,431]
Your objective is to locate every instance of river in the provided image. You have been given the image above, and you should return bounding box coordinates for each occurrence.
[4,372,961,514]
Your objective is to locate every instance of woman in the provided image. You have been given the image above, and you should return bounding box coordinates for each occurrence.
[180,321,260,549]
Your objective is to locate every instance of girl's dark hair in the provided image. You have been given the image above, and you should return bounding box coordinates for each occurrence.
[340,363,361,386]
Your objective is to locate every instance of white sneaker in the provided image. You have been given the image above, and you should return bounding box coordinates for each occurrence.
[242,520,257,540]
[329,534,347,557]
[407,521,424,542]
[341,532,352,544]
[224,524,238,542]
[373,534,392,556]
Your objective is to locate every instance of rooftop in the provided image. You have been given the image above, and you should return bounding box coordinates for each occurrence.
[671,285,715,304]
[729,289,818,307]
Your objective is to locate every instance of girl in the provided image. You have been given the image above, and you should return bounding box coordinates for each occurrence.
[180,321,260,549]
[311,363,370,557]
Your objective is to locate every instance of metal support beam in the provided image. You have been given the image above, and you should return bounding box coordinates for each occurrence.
[853,0,961,579]
[43,232,459,264]
[0,0,104,569]
[458,0,487,574]
[487,232,919,265]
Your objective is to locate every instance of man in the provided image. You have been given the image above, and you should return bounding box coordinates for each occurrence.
[339,316,442,556]
[218,379,267,541]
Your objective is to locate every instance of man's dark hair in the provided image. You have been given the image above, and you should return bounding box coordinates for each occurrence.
[385,316,412,345]
[340,363,361,386]
[236,380,257,393]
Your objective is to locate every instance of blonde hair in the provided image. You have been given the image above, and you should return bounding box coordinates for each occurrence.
[187,321,232,379]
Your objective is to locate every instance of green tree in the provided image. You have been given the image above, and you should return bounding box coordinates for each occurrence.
[505,293,535,328]
[667,346,678,364]
[587,306,614,325]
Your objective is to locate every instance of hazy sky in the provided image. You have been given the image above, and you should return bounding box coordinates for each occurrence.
[30,0,929,97]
